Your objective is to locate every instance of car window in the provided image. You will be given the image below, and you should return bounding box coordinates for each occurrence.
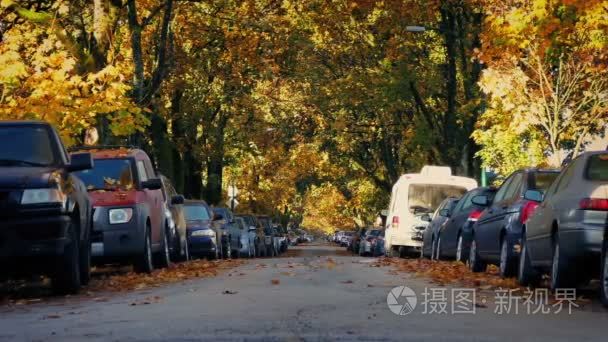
[532,172,559,192]
[76,159,134,191]
[0,126,57,166]
[408,184,468,214]
[493,175,514,203]
[137,160,148,182]
[184,205,211,221]
[504,172,524,200]
[586,154,608,181]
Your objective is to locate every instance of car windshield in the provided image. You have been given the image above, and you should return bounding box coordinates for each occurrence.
[184,205,210,221]
[0,126,56,166]
[368,230,381,237]
[586,154,608,181]
[533,172,560,191]
[408,184,468,214]
[75,158,134,191]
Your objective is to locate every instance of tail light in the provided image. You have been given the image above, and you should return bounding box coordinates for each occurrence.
[467,210,483,222]
[520,201,540,224]
[392,216,399,229]
[579,198,608,211]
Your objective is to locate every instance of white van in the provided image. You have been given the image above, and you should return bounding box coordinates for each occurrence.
[384,166,477,257]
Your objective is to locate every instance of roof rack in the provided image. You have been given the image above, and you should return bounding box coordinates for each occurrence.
[68,145,139,152]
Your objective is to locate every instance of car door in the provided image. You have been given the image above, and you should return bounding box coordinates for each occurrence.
[486,172,525,260]
[529,163,577,264]
[475,175,515,256]
[136,159,162,245]
[443,193,472,255]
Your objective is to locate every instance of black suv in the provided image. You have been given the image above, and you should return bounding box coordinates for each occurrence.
[0,121,93,294]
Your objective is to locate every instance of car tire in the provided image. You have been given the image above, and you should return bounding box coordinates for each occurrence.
[52,220,81,295]
[455,234,466,263]
[134,227,154,274]
[600,236,608,308]
[468,238,487,273]
[499,238,517,278]
[435,236,442,260]
[155,227,171,269]
[518,233,540,286]
[550,235,576,291]
[79,219,92,286]
[430,238,437,261]
[182,238,191,262]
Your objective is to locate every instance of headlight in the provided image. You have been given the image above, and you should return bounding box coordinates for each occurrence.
[21,188,66,205]
[191,229,215,237]
[109,208,133,224]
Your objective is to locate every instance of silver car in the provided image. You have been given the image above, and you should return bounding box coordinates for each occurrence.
[520,151,608,306]
[235,217,256,258]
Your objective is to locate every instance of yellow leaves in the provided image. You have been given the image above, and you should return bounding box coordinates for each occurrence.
[0,51,27,86]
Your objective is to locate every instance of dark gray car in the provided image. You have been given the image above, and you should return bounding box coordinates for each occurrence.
[519,152,608,307]
[468,169,560,277]
[436,187,497,262]
[421,197,459,259]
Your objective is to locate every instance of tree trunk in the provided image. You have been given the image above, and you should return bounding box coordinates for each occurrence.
[204,114,228,205]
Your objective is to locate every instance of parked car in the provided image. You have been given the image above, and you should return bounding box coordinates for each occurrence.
[340,232,353,247]
[334,231,345,243]
[435,187,498,262]
[359,229,382,256]
[159,174,189,261]
[183,200,218,259]
[240,214,266,257]
[519,152,608,307]
[421,197,460,259]
[350,227,368,253]
[372,230,386,257]
[235,216,256,257]
[272,228,283,255]
[212,207,241,259]
[468,168,560,277]
[257,215,278,256]
[385,165,477,257]
[274,224,289,253]
[0,121,93,294]
[73,145,169,274]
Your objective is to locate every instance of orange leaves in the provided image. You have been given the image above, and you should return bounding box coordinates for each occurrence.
[88,259,243,293]
[375,258,521,290]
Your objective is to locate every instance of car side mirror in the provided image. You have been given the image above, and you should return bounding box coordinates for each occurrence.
[142,178,162,190]
[472,195,489,206]
[524,190,544,203]
[171,195,185,205]
[421,214,432,222]
[439,209,451,217]
[68,152,93,172]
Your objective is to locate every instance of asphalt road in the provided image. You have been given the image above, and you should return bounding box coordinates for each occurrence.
[0,244,607,341]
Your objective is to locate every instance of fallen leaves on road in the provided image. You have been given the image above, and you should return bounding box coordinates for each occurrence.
[88,259,243,293]
[340,280,354,284]
[373,258,520,291]
[1,259,243,307]
[130,296,163,306]
[222,290,238,295]
[42,314,62,320]
[271,279,281,285]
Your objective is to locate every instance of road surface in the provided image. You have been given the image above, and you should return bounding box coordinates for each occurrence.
[0,244,606,341]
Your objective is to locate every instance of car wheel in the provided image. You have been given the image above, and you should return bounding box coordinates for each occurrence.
[155,227,171,269]
[518,234,540,286]
[52,220,81,295]
[468,238,487,273]
[550,235,576,290]
[183,238,191,262]
[134,227,154,274]
[499,238,516,278]
[600,237,608,307]
[430,238,437,261]
[435,236,442,260]
[79,220,92,286]
[455,234,466,263]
